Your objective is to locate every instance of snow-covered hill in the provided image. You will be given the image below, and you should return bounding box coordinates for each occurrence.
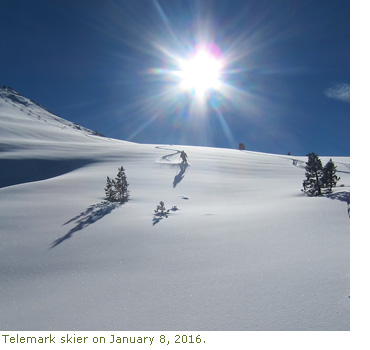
[0,87,350,331]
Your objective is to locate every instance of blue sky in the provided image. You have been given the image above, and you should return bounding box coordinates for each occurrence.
[1,0,350,155]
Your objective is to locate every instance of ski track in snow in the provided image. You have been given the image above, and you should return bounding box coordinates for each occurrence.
[155,145,190,189]
[156,145,182,163]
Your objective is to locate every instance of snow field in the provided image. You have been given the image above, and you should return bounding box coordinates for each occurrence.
[0,88,349,331]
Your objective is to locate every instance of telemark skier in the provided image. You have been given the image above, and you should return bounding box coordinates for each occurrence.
[180,150,188,164]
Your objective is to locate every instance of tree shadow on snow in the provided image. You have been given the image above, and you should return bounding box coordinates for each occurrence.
[152,212,170,226]
[325,191,350,218]
[50,200,122,248]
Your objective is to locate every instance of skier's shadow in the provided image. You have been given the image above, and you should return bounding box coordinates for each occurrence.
[173,163,188,188]
[50,200,121,248]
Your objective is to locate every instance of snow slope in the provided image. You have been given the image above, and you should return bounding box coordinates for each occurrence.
[0,87,350,331]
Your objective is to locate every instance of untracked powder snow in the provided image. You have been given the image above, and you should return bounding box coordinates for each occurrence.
[0,87,349,331]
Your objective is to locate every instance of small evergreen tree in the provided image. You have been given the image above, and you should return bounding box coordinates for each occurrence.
[104,166,130,203]
[302,152,324,196]
[154,201,169,216]
[322,159,340,193]
[104,176,115,201]
[115,166,130,202]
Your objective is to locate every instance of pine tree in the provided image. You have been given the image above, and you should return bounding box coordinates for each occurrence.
[114,166,130,202]
[104,176,115,201]
[322,159,340,193]
[302,152,324,196]
[104,166,130,203]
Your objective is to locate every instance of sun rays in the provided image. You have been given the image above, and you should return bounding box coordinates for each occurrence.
[92,0,283,148]
[176,47,223,97]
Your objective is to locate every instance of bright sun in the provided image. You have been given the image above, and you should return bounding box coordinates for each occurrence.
[177,50,222,97]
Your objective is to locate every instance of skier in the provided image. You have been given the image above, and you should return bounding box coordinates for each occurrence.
[180,150,188,164]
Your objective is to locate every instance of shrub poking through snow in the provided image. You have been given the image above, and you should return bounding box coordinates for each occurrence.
[105,166,130,202]
[154,201,169,216]
[152,202,180,225]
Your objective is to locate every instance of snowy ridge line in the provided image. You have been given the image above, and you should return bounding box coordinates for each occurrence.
[0,86,66,123]
[0,86,102,137]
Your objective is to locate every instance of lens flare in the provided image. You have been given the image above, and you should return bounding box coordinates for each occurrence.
[177,49,223,97]
[95,0,288,148]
